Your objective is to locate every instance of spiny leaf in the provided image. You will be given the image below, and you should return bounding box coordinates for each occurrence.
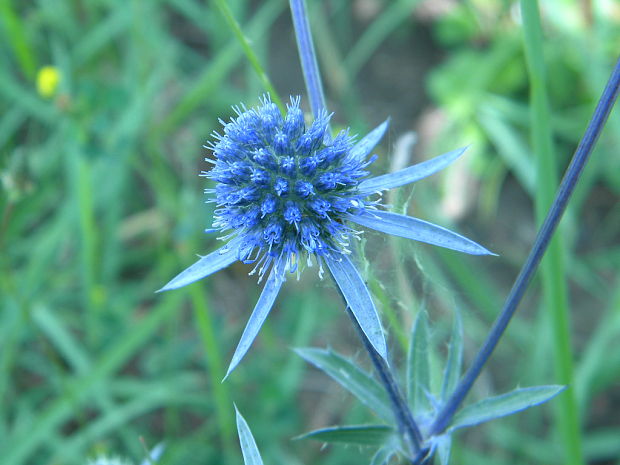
[448,385,566,431]
[441,310,463,401]
[435,434,452,465]
[370,445,397,465]
[407,311,430,414]
[295,347,392,422]
[296,425,394,446]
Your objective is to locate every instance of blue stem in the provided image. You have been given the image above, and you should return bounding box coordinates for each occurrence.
[289,0,327,118]
[345,307,425,458]
[429,56,620,436]
[288,0,424,454]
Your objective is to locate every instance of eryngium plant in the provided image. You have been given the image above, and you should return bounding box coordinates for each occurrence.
[160,0,619,463]
[159,96,492,378]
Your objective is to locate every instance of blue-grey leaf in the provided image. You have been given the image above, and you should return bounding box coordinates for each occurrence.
[407,311,431,414]
[225,262,286,379]
[358,146,467,195]
[235,406,264,465]
[441,310,463,401]
[347,211,495,256]
[325,254,387,359]
[435,434,452,465]
[139,443,165,465]
[370,445,396,465]
[296,425,394,446]
[295,347,393,422]
[157,238,243,292]
[448,385,566,431]
[349,119,389,160]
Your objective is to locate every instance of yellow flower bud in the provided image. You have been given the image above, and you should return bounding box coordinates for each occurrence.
[36,66,61,98]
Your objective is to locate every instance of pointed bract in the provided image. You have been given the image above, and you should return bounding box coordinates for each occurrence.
[349,119,390,161]
[235,406,264,465]
[225,261,286,379]
[325,254,388,360]
[347,210,495,256]
[157,239,243,292]
[358,146,467,195]
[159,96,493,376]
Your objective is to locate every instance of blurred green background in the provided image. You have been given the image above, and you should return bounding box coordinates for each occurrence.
[1,0,619,464]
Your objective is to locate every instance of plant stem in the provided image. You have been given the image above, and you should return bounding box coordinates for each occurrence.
[429,56,620,436]
[288,0,424,455]
[289,0,327,119]
[345,307,425,458]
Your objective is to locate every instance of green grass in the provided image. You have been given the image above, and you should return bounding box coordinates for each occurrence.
[520,1,582,464]
[1,1,619,464]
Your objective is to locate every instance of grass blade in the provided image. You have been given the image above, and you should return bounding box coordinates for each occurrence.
[213,0,283,111]
[520,2,583,464]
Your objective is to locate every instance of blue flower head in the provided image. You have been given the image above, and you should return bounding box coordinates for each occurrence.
[206,96,372,278]
[160,96,494,378]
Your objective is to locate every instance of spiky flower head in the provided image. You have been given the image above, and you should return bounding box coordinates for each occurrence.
[206,96,372,277]
[161,95,493,377]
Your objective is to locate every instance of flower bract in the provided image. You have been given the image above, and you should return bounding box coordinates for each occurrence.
[159,96,494,377]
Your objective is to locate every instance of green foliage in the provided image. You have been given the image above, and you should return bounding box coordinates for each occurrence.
[296,311,565,463]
